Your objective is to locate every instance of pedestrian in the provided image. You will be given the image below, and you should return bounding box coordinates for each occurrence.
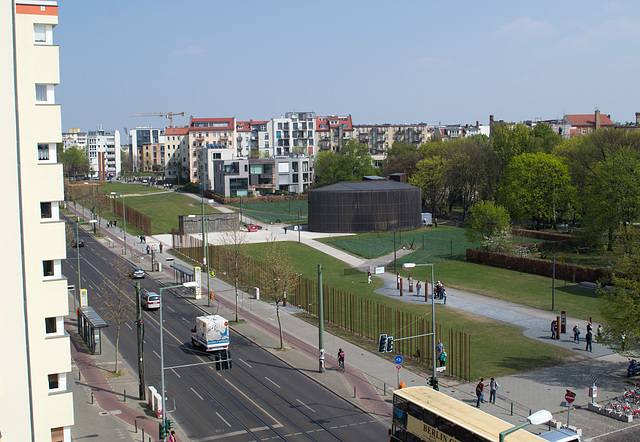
[140,235,143,244]
[416,281,422,297]
[573,324,580,343]
[476,379,485,407]
[586,329,593,352]
[159,243,163,254]
[169,430,176,442]
[367,270,371,284]
[587,321,593,333]
[146,245,150,254]
[489,378,499,403]
[437,339,444,357]
[114,220,116,227]
[436,281,443,299]
[597,324,603,342]
[551,320,557,340]
[438,349,447,367]
[442,288,447,305]
[284,226,287,234]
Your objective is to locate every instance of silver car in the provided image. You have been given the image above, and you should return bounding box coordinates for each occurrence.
[129,267,145,279]
[141,292,160,310]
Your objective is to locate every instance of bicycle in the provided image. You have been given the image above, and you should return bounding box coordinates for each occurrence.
[338,358,345,372]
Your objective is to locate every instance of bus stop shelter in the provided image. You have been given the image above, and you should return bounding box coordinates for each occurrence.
[170,263,195,284]
[77,305,108,355]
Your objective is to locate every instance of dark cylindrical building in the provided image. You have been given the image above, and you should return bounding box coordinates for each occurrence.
[308,181,421,233]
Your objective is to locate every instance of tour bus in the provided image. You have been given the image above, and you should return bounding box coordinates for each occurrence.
[391,386,548,442]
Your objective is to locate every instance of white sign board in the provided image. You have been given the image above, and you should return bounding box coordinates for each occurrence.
[194,266,202,299]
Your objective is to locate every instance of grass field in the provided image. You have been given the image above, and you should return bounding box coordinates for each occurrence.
[92,182,220,234]
[229,199,308,225]
[238,241,579,379]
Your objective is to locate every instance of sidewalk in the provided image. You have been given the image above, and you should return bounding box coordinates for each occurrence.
[69,202,632,439]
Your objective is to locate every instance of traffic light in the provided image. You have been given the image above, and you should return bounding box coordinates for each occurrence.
[166,418,174,431]
[159,421,167,439]
[428,376,439,391]
[378,334,388,353]
[386,336,394,353]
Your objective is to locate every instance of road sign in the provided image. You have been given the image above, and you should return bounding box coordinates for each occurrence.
[396,364,402,370]
[394,355,403,364]
[565,390,576,403]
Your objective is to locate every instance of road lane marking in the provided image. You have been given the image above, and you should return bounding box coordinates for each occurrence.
[125,322,132,330]
[224,379,282,427]
[296,399,315,413]
[239,358,252,368]
[166,306,175,312]
[171,368,181,378]
[190,387,204,400]
[215,411,231,427]
[153,350,160,359]
[264,377,280,389]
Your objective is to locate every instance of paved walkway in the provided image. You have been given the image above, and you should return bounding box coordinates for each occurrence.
[68,200,633,440]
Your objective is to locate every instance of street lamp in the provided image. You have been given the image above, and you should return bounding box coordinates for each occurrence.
[159,281,197,441]
[499,410,553,442]
[110,192,127,255]
[403,262,436,385]
[75,217,97,310]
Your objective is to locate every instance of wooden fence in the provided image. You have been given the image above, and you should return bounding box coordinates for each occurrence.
[172,230,472,380]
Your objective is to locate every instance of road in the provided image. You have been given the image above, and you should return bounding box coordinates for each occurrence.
[65,223,388,441]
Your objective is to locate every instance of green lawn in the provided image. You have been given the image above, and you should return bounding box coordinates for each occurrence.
[239,241,579,379]
[229,199,308,224]
[93,182,220,234]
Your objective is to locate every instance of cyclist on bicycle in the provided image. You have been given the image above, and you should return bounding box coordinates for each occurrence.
[338,348,345,370]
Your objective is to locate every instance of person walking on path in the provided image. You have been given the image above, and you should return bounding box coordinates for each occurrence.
[416,281,421,297]
[551,320,557,340]
[489,378,499,403]
[367,270,371,284]
[438,349,447,367]
[159,243,163,254]
[476,379,485,407]
[437,340,444,356]
[586,329,593,352]
[573,324,581,343]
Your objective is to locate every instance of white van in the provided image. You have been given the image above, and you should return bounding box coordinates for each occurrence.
[539,429,581,442]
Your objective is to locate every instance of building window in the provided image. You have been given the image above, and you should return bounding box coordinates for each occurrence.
[303,162,309,172]
[293,174,299,183]
[35,84,54,103]
[48,373,59,390]
[34,24,52,44]
[43,260,54,277]
[38,143,52,161]
[41,202,52,219]
[45,317,57,334]
[292,162,299,172]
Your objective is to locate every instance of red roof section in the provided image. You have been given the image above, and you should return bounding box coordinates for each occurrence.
[165,127,189,135]
[236,120,268,132]
[189,116,234,131]
[315,115,353,132]
[565,113,614,127]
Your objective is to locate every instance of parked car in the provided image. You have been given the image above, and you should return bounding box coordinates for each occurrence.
[129,267,145,279]
[72,239,85,247]
[141,292,160,310]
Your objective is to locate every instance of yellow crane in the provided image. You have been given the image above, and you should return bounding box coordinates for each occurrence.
[131,111,186,127]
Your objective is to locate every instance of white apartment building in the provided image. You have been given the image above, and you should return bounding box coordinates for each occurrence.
[268,112,316,157]
[129,127,163,172]
[188,117,236,182]
[87,128,121,180]
[2,1,73,441]
[236,120,269,158]
[197,144,239,191]
[62,128,87,151]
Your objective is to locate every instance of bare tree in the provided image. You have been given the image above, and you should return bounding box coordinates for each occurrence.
[102,257,135,374]
[219,227,248,323]
[259,236,297,349]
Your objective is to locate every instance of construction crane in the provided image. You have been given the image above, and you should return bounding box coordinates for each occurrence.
[131,111,186,127]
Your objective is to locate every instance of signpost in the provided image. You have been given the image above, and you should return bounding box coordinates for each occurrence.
[565,390,575,427]
[395,355,403,388]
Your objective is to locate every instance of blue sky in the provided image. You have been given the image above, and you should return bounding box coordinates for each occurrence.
[55,0,640,134]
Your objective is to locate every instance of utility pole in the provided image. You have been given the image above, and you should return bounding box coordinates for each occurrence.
[135,282,145,400]
[318,264,325,373]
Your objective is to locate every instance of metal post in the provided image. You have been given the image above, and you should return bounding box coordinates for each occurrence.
[122,194,127,255]
[298,209,301,244]
[136,282,145,400]
[431,265,436,385]
[318,264,325,373]
[76,217,81,294]
[552,253,556,311]
[160,286,167,442]
[394,231,397,273]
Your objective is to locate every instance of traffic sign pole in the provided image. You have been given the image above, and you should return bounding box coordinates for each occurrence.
[565,390,575,427]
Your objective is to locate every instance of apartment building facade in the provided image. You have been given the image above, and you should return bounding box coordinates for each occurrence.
[62,128,87,150]
[236,120,269,158]
[2,1,73,440]
[164,126,188,180]
[316,114,353,153]
[129,127,163,172]
[269,112,316,157]
[87,128,120,180]
[188,117,236,182]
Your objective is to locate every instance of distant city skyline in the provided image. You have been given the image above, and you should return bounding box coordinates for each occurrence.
[55,0,640,134]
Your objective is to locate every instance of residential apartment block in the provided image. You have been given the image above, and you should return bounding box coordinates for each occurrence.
[87,128,120,180]
[236,120,269,158]
[129,127,163,172]
[62,128,87,151]
[316,114,352,153]
[188,117,236,182]
[164,126,188,179]
[352,123,433,163]
[2,1,73,440]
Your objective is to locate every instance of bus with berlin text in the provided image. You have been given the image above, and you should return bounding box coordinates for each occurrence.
[390,386,548,442]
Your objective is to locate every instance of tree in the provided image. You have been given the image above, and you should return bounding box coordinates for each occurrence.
[584,147,640,251]
[408,155,449,215]
[219,227,248,323]
[102,257,135,374]
[465,201,511,245]
[313,139,377,187]
[380,141,423,177]
[58,146,89,178]
[498,152,574,229]
[487,123,536,199]
[532,123,562,154]
[258,236,297,349]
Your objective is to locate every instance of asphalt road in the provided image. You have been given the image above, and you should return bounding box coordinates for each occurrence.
[64,224,389,441]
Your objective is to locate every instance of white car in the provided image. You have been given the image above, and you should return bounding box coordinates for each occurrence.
[141,292,160,310]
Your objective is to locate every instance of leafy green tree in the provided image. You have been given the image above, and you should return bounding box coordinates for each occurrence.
[380,141,423,177]
[533,123,562,153]
[487,123,536,199]
[313,140,376,187]
[58,146,89,178]
[409,155,450,215]
[465,201,511,245]
[584,147,640,251]
[498,152,574,229]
